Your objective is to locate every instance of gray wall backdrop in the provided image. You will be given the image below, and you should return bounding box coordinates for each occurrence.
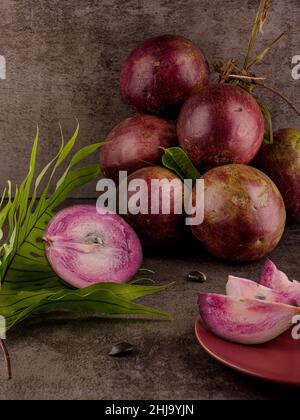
[0,0,299,197]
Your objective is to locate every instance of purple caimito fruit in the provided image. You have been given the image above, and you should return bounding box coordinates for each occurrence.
[120,35,209,118]
[177,84,264,172]
[255,129,300,221]
[226,275,297,306]
[44,205,143,288]
[260,259,300,306]
[190,164,286,262]
[100,115,177,183]
[198,293,300,345]
[118,167,185,250]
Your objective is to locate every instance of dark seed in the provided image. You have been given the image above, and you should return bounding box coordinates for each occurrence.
[109,342,134,357]
[187,271,207,283]
[255,295,266,301]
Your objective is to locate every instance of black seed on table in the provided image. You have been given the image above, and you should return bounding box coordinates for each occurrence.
[109,342,134,357]
[187,271,207,283]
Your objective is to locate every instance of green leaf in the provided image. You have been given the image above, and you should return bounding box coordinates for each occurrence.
[56,142,104,188]
[0,124,174,335]
[0,125,102,288]
[0,282,173,335]
[162,147,201,183]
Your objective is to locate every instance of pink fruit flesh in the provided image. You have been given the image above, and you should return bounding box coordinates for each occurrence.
[198,293,300,345]
[226,275,297,306]
[100,115,178,183]
[44,205,143,288]
[260,259,300,306]
[177,84,264,172]
[120,35,209,118]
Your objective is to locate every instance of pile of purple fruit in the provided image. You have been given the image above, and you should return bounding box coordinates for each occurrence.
[100,34,299,262]
[44,35,300,346]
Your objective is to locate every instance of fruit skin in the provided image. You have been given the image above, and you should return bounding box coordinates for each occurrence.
[260,259,300,306]
[255,129,300,221]
[190,164,286,261]
[177,84,264,172]
[118,167,185,250]
[198,293,300,345]
[100,115,177,183]
[44,205,143,288]
[226,275,297,306]
[120,35,209,118]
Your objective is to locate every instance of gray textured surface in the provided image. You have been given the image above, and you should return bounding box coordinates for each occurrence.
[0,223,299,400]
[0,0,300,401]
[0,0,299,196]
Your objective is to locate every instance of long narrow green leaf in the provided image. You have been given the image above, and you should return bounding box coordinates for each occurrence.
[0,282,172,335]
[18,127,39,225]
[56,142,104,188]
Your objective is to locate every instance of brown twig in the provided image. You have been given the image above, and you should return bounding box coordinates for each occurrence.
[256,81,300,117]
[244,0,272,69]
[227,74,266,81]
[219,59,236,83]
[0,339,12,380]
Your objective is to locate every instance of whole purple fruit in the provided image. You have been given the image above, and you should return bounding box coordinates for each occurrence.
[256,129,300,221]
[177,84,264,172]
[190,164,286,262]
[120,35,209,118]
[118,167,185,250]
[100,115,177,183]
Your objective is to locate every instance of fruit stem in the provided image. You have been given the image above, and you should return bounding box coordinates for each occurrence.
[243,0,271,70]
[0,339,12,380]
[227,74,266,81]
[255,82,300,117]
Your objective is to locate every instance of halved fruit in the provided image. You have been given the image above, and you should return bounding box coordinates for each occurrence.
[226,275,297,306]
[198,293,300,345]
[260,260,300,306]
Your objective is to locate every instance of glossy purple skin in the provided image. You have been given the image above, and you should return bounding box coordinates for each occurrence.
[255,129,300,221]
[44,205,143,288]
[120,35,209,118]
[118,167,185,250]
[100,115,177,183]
[177,84,264,172]
[191,164,286,262]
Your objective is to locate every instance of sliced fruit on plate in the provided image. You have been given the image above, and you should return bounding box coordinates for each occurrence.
[226,275,297,306]
[198,293,300,345]
[260,260,300,306]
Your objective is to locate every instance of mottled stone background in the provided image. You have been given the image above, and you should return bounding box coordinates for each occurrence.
[0,0,299,197]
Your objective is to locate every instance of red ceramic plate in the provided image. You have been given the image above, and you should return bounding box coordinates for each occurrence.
[195,315,300,386]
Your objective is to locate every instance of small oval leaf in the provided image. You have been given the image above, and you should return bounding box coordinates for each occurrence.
[162,147,201,183]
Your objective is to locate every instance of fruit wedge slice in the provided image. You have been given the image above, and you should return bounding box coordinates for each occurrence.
[226,275,297,306]
[198,293,300,345]
[260,260,300,306]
